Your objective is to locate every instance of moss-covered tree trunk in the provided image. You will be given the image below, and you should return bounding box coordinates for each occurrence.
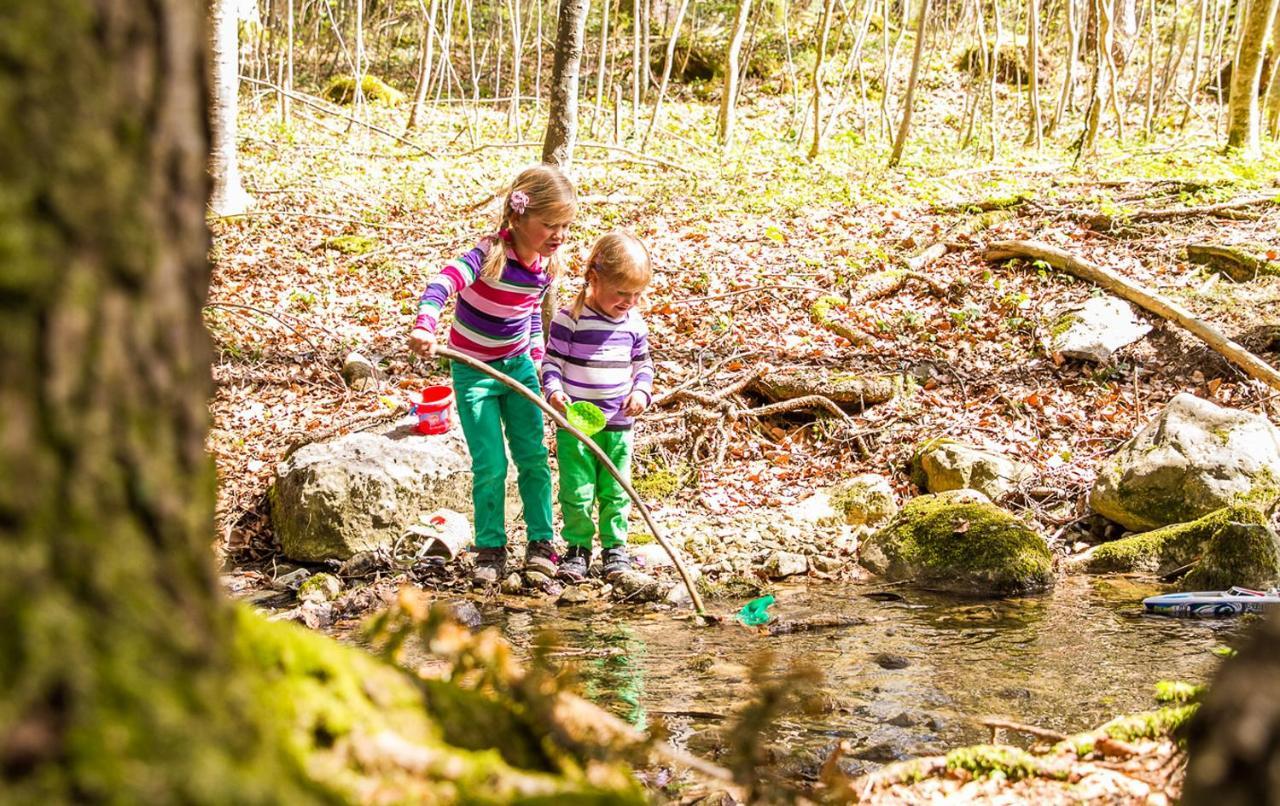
[0,2,320,800]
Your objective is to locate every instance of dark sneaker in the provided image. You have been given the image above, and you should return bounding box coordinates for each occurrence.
[523,539,559,576]
[473,546,507,586]
[601,546,632,579]
[558,546,592,582]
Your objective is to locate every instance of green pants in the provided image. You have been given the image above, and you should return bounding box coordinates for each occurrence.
[451,353,554,549]
[556,428,632,549]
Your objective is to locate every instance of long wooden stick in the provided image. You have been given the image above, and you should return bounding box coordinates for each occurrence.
[985,240,1280,392]
[434,347,709,618]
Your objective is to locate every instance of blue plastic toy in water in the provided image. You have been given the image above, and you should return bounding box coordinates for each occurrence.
[738,595,775,626]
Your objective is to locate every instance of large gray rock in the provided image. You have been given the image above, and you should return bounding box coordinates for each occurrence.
[912,439,1031,501]
[859,491,1054,596]
[1089,394,1280,532]
[271,417,513,561]
[1051,297,1151,363]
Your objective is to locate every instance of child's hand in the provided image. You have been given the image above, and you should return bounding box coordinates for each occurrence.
[409,327,437,358]
[623,391,648,417]
[548,391,570,412]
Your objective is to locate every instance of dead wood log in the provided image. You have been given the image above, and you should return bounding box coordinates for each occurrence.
[1078,194,1277,231]
[985,240,1280,392]
[750,367,903,409]
[1186,243,1280,281]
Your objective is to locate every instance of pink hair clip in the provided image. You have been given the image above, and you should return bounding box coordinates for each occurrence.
[509,190,529,215]
[498,227,512,242]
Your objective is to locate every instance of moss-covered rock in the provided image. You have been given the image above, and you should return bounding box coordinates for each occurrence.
[320,74,407,106]
[323,234,378,255]
[1074,506,1280,590]
[945,744,1061,781]
[235,606,644,802]
[859,491,1054,596]
[829,473,899,527]
[1089,393,1280,532]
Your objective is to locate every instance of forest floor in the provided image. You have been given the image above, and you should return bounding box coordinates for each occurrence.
[209,91,1278,801]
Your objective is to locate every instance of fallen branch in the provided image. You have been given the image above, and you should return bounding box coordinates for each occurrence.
[985,240,1280,392]
[1077,194,1277,231]
[457,140,693,173]
[980,716,1070,743]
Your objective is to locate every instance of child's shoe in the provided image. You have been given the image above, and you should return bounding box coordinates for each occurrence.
[601,546,632,579]
[523,539,559,576]
[473,546,508,586]
[558,546,592,582]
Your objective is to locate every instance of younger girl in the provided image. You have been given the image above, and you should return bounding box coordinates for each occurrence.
[541,230,655,582]
[409,164,576,585]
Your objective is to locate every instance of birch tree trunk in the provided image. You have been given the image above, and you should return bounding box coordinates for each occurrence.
[0,0,315,798]
[809,0,838,158]
[1026,0,1043,147]
[1050,0,1079,133]
[405,0,441,131]
[888,0,933,165]
[717,0,754,146]
[210,0,252,216]
[1226,0,1280,152]
[543,0,590,166]
[641,0,691,149]
[591,0,612,135]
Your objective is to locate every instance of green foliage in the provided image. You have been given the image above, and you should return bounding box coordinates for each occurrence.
[1154,680,1205,704]
[323,234,378,254]
[944,745,1060,781]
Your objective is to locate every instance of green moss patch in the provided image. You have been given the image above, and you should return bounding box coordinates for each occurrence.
[323,235,378,255]
[945,745,1060,781]
[1154,680,1205,704]
[321,75,407,106]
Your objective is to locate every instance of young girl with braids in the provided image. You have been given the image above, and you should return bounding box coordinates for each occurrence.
[408,165,576,585]
[541,229,655,582]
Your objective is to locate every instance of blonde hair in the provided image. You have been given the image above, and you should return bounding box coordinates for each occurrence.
[571,229,653,319]
[479,164,577,283]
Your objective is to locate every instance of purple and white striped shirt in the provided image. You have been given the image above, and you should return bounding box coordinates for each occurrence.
[541,306,655,431]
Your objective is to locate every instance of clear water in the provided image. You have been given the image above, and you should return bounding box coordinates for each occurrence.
[376,575,1244,778]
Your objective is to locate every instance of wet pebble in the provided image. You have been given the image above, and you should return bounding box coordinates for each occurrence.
[447,599,483,628]
[874,653,911,670]
[557,586,591,605]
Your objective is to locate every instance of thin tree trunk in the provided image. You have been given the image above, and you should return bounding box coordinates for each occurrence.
[1027,0,1043,146]
[718,0,753,145]
[810,0,838,157]
[591,0,612,136]
[1050,0,1079,134]
[508,0,524,132]
[543,0,590,166]
[641,0,690,149]
[1142,0,1156,133]
[283,0,295,122]
[211,0,252,215]
[632,0,641,127]
[1226,0,1280,152]
[1181,0,1207,128]
[354,0,367,123]
[1265,7,1280,136]
[888,0,933,165]
[406,0,442,130]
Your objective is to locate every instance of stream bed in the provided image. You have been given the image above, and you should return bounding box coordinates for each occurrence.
[361,574,1244,780]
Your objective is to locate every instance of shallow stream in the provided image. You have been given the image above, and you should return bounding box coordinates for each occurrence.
[376,575,1243,779]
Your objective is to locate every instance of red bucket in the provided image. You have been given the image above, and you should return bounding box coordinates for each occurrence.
[415,385,454,435]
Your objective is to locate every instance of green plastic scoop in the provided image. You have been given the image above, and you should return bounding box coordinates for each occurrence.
[565,400,607,436]
[737,594,775,626]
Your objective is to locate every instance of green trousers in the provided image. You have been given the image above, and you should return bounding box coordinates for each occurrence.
[451,353,554,549]
[556,428,632,549]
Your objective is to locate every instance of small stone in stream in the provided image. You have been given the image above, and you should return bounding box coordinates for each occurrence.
[854,741,912,762]
[926,715,947,731]
[610,570,664,602]
[273,568,312,591]
[887,711,918,727]
[447,599,483,628]
[500,573,523,595]
[812,555,843,573]
[298,572,342,603]
[764,550,808,579]
[557,586,591,605]
[524,570,562,596]
[874,653,910,670]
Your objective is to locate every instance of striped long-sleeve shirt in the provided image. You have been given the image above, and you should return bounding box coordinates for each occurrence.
[541,305,654,431]
[414,242,550,362]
